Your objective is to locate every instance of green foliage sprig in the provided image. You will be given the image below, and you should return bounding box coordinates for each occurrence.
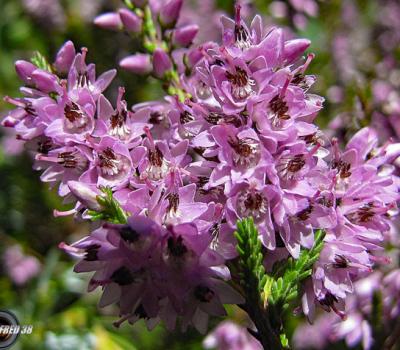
[31,51,52,72]
[235,219,325,349]
[87,187,128,224]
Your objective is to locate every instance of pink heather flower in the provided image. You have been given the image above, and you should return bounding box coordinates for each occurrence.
[60,216,242,332]
[35,144,90,197]
[81,136,134,189]
[96,87,150,142]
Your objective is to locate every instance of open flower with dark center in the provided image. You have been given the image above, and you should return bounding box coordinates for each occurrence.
[226,173,282,249]
[63,101,93,133]
[204,53,266,113]
[210,125,267,188]
[228,136,261,168]
[96,88,150,142]
[35,145,90,197]
[149,183,209,226]
[45,89,96,143]
[67,47,116,101]
[225,66,255,100]
[276,142,320,183]
[80,136,132,188]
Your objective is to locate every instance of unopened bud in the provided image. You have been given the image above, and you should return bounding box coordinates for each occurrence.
[152,48,172,78]
[15,60,37,85]
[68,181,102,211]
[54,41,76,74]
[283,39,311,63]
[119,9,142,33]
[94,12,122,31]
[120,54,152,74]
[173,24,199,47]
[159,0,183,28]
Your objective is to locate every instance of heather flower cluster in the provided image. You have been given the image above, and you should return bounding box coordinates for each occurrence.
[2,0,400,346]
[294,269,400,350]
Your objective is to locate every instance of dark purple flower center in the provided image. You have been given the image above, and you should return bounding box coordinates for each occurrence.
[180,111,195,124]
[318,292,346,319]
[58,150,87,170]
[167,236,188,257]
[332,160,352,179]
[277,154,306,180]
[319,292,338,308]
[37,139,53,154]
[226,67,255,99]
[269,94,290,127]
[301,133,319,145]
[111,266,134,285]
[287,154,306,173]
[237,190,267,219]
[25,102,37,116]
[84,244,101,261]
[166,192,180,214]
[149,146,163,167]
[347,203,376,224]
[333,254,349,268]
[110,108,130,139]
[205,112,242,127]
[194,285,215,303]
[296,205,313,221]
[226,67,250,87]
[145,146,169,181]
[64,102,84,123]
[119,226,140,243]
[134,304,149,319]
[234,24,251,49]
[99,147,123,178]
[149,111,165,125]
[64,102,92,133]
[318,196,334,208]
[291,72,310,90]
[228,137,260,167]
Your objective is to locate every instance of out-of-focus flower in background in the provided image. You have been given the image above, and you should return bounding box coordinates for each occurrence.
[4,244,41,286]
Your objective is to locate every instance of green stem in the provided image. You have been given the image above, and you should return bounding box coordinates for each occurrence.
[140,4,190,101]
[235,218,283,349]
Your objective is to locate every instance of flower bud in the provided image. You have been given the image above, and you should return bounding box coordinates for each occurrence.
[68,181,102,211]
[15,60,37,85]
[94,12,122,31]
[119,8,142,33]
[159,0,183,28]
[31,69,59,93]
[54,40,76,74]
[283,39,311,63]
[173,24,199,47]
[119,54,152,74]
[152,48,172,78]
